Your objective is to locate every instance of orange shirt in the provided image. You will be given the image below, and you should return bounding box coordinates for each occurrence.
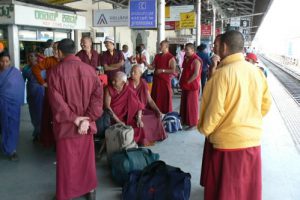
[32,56,59,85]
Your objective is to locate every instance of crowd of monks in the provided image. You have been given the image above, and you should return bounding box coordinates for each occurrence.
[0,30,272,200]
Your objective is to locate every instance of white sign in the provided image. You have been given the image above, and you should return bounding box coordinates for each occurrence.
[0,4,14,24]
[93,9,128,27]
[230,17,240,27]
[165,5,194,22]
[240,28,249,35]
[14,5,86,30]
[167,37,195,44]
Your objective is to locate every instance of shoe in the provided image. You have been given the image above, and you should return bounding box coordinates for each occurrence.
[85,190,96,200]
[9,152,19,161]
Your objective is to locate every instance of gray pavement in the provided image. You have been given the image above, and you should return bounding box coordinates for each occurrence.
[0,71,300,200]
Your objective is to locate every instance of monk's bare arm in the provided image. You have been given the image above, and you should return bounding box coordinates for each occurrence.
[144,60,155,70]
[188,60,201,84]
[136,110,144,128]
[146,92,162,116]
[104,88,123,123]
[156,58,176,74]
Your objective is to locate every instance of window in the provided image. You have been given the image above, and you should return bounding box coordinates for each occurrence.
[38,31,54,41]
[19,30,37,41]
[54,32,68,41]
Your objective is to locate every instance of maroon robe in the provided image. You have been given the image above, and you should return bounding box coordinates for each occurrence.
[151,52,174,114]
[179,53,202,126]
[204,146,262,200]
[76,49,99,69]
[101,49,125,81]
[128,78,167,142]
[108,84,152,145]
[48,55,103,200]
[39,88,55,148]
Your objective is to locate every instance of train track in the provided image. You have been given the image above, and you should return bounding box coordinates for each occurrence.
[259,55,300,106]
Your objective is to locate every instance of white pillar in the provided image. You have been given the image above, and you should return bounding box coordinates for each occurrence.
[196,0,201,46]
[221,19,224,33]
[212,7,216,41]
[8,25,20,69]
[113,4,117,49]
[73,30,80,52]
[114,26,117,46]
[157,0,165,52]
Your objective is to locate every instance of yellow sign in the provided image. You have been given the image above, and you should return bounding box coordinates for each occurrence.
[45,0,79,4]
[180,12,196,29]
[175,21,181,30]
[165,6,170,18]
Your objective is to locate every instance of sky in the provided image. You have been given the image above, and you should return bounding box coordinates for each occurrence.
[253,0,300,57]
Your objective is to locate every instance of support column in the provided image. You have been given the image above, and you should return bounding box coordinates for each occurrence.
[8,25,19,69]
[73,30,80,52]
[212,7,216,41]
[113,4,117,48]
[221,19,224,33]
[157,0,165,52]
[196,0,201,46]
[114,26,117,46]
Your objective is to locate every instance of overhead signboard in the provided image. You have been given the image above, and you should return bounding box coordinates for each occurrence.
[201,24,212,37]
[240,28,250,35]
[45,0,80,4]
[180,12,196,29]
[93,9,128,27]
[167,36,195,44]
[130,0,157,28]
[0,4,14,24]
[240,18,250,28]
[14,4,86,29]
[165,6,170,18]
[165,5,194,22]
[230,17,240,27]
[175,21,181,30]
[165,21,175,30]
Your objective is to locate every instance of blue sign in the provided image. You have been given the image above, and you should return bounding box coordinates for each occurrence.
[130,0,157,28]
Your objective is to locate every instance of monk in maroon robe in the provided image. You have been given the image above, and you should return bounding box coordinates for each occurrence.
[32,42,60,148]
[105,71,154,146]
[102,36,125,82]
[144,40,176,114]
[48,39,103,200]
[179,43,202,129]
[76,36,99,69]
[128,65,167,143]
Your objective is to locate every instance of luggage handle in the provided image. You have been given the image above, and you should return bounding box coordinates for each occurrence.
[113,122,128,129]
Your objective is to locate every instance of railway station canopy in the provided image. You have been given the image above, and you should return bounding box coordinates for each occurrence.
[91,0,274,40]
[5,0,273,42]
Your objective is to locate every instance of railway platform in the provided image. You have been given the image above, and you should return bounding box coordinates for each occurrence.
[0,63,300,200]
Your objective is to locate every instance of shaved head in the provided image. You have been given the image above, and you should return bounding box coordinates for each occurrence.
[185,43,195,51]
[160,40,169,48]
[132,65,143,73]
[115,71,127,83]
[131,65,143,81]
[221,30,244,54]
